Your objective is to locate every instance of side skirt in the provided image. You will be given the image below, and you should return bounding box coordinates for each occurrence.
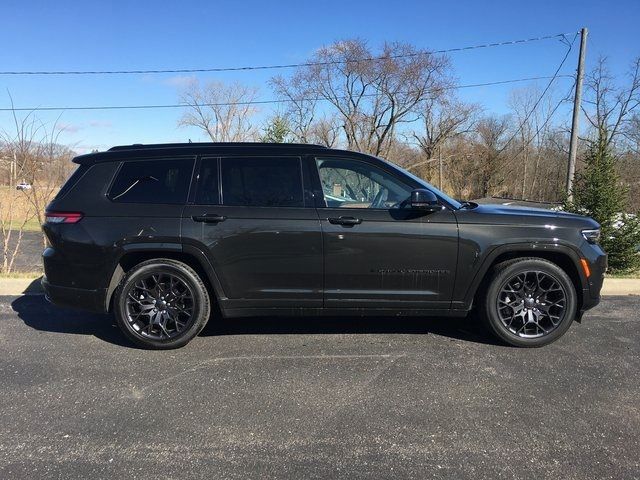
[221,307,469,319]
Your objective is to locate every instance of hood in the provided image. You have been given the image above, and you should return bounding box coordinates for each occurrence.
[461,203,599,228]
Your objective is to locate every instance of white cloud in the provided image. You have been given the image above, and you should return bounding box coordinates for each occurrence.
[88,120,112,128]
[59,122,82,134]
[163,75,198,88]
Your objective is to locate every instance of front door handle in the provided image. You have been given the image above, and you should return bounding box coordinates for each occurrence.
[328,216,362,226]
[191,214,227,223]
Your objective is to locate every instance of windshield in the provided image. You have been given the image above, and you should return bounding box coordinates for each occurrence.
[387,161,463,209]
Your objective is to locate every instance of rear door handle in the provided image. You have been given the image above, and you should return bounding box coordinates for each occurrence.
[328,216,362,226]
[191,214,227,223]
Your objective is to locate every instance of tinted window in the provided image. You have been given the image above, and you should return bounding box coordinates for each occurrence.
[194,158,219,205]
[109,159,193,204]
[54,164,89,200]
[316,157,412,209]
[221,157,303,207]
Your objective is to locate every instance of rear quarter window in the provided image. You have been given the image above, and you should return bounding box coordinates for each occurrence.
[54,164,90,200]
[108,159,194,204]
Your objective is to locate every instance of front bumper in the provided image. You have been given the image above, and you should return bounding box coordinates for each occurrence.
[42,276,107,313]
[579,248,607,314]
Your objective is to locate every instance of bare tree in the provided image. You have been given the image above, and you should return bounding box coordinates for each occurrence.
[273,39,452,156]
[582,56,640,146]
[440,136,476,198]
[1,102,74,271]
[624,114,640,154]
[270,74,319,143]
[308,115,341,147]
[508,86,562,199]
[475,116,510,198]
[412,96,480,160]
[575,57,640,212]
[180,80,260,141]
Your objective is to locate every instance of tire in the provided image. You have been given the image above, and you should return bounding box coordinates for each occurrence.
[114,259,211,349]
[480,258,577,347]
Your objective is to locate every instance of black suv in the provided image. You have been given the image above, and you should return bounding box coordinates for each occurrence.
[42,143,606,349]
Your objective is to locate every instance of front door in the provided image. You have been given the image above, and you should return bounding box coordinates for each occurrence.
[312,156,458,310]
[181,156,323,311]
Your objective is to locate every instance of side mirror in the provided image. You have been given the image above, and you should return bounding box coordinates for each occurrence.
[410,189,441,212]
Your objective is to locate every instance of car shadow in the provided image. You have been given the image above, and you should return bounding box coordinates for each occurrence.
[10,294,135,348]
[202,310,502,346]
[11,294,502,347]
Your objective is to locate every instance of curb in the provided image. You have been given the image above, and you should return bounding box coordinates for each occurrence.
[0,276,638,297]
[0,277,44,296]
[600,278,640,296]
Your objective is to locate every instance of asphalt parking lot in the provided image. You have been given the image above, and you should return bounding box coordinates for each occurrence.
[0,294,638,480]
[4,231,42,273]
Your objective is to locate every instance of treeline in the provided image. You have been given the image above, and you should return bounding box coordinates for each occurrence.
[0,39,638,211]
[180,40,640,210]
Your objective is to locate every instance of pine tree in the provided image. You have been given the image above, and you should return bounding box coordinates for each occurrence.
[565,131,640,272]
[261,116,292,143]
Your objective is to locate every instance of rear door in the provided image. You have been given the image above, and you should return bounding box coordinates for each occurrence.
[181,155,323,310]
[311,155,459,311]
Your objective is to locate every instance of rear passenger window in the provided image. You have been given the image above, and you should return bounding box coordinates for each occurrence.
[221,157,303,207]
[109,159,193,204]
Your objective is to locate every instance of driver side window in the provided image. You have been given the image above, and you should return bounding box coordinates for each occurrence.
[315,157,413,209]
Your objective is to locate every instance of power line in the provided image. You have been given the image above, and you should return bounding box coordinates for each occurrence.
[0,32,576,76]
[503,79,577,172]
[399,37,578,163]
[496,31,579,158]
[0,74,574,112]
[399,80,576,172]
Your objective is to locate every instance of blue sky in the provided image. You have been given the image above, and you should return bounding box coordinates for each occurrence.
[0,0,638,153]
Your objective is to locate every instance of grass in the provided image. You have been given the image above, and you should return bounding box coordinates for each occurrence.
[0,185,57,233]
[17,218,43,232]
[606,270,640,279]
[1,218,43,232]
[0,271,42,279]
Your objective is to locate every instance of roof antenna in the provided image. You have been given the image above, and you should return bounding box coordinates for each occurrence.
[188,138,192,143]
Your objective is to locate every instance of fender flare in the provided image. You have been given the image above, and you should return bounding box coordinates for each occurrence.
[460,241,588,308]
[104,242,227,312]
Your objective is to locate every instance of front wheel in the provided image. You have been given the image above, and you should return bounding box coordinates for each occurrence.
[480,258,577,347]
[114,259,211,349]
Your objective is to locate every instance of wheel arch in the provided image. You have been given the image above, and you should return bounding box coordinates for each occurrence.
[105,244,225,312]
[465,244,587,312]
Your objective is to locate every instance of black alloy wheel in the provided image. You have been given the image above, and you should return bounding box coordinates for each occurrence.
[125,272,195,340]
[481,258,577,347]
[114,259,211,349]
[496,270,568,338]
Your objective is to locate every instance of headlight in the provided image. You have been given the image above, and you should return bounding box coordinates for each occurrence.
[581,228,600,244]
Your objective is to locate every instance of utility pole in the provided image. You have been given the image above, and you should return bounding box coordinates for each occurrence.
[438,145,443,190]
[566,27,588,202]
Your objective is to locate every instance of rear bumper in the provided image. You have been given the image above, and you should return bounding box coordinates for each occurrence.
[42,276,107,313]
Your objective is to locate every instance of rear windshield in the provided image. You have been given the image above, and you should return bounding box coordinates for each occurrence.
[108,159,194,204]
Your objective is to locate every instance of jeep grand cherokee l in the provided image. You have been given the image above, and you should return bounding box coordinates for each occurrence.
[42,143,606,349]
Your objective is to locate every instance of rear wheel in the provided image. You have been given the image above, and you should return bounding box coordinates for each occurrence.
[114,259,211,349]
[480,258,577,347]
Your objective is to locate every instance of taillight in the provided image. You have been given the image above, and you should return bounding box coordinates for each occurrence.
[44,211,84,224]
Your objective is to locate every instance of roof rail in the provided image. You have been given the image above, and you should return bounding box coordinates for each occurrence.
[108,142,327,152]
